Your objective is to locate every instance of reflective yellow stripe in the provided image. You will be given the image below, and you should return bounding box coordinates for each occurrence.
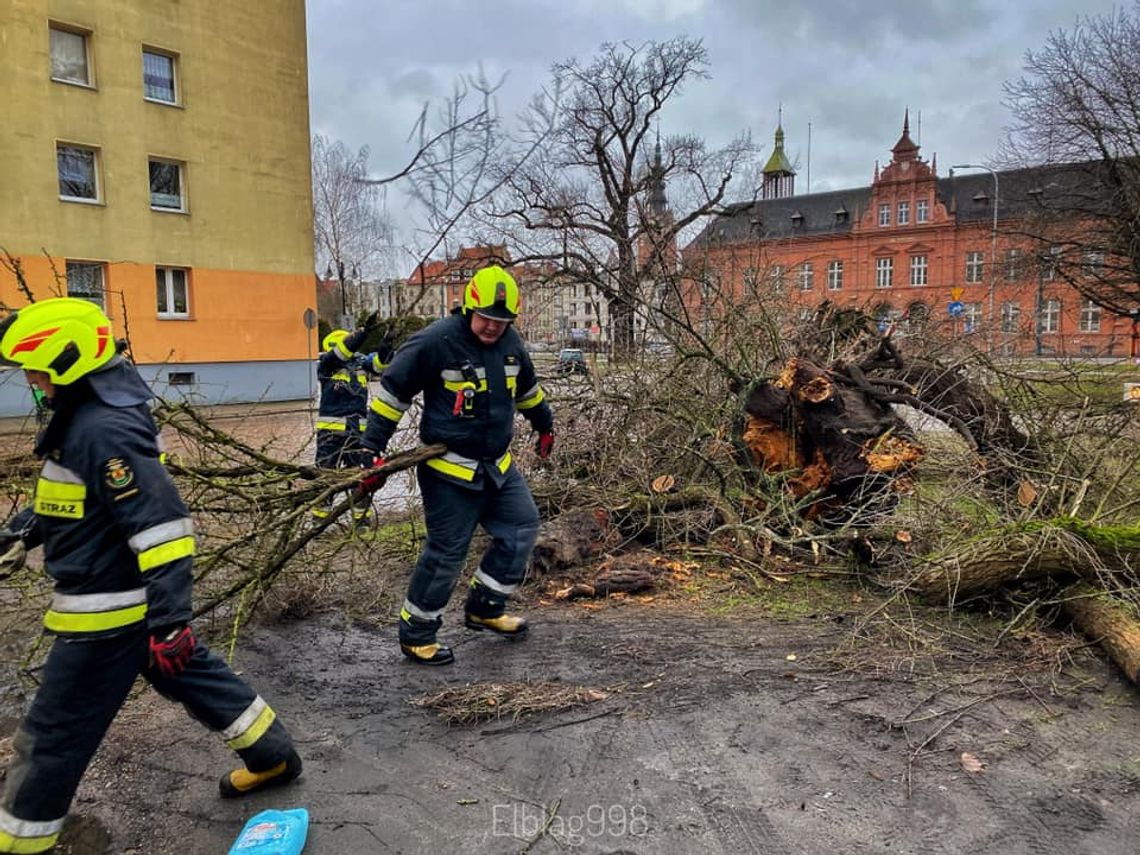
[426,457,476,481]
[370,397,403,422]
[138,536,195,572]
[316,420,348,431]
[331,371,351,382]
[43,603,147,634]
[516,387,545,410]
[443,379,488,392]
[0,830,61,853]
[36,479,86,500]
[506,376,517,392]
[497,452,512,473]
[226,704,277,750]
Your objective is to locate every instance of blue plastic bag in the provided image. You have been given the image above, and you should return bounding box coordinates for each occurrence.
[228,808,309,854]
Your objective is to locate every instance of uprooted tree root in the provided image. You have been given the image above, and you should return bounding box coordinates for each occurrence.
[410,681,609,726]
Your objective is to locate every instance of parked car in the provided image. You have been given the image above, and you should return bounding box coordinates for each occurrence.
[556,348,589,376]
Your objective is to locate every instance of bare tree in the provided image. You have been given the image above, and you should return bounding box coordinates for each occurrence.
[488,37,754,359]
[1001,4,1140,317]
[311,135,392,322]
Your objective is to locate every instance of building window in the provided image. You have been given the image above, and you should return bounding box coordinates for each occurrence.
[1039,298,1061,334]
[743,267,759,290]
[570,302,577,316]
[1000,302,1020,333]
[965,251,984,284]
[963,302,983,333]
[57,144,100,202]
[878,203,890,227]
[156,267,189,317]
[1004,248,1023,281]
[826,260,843,291]
[875,257,893,288]
[798,262,813,291]
[915,198,929,223]
[769,265,785,292]
[897,201,910,225]
[49,24,91,86]
[143,49,177,104]
[1079,299,1101,332]
[168,371,196,386]
[1082,250,1104,274]
[149,159,185,211]
[65,261,105,309]
[1042,245,1060,281]
[909,255,928,287]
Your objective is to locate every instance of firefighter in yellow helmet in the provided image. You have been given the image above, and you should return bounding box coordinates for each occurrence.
[314,313,391,523]
[0,298,301,854]
[360,264,554,665]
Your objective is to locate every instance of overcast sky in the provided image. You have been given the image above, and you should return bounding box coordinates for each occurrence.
[306,0,1120,209]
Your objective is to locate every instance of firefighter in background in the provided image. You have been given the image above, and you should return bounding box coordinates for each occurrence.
[0,298,301,854]
[315,312,390,522]
[360,264,554,666]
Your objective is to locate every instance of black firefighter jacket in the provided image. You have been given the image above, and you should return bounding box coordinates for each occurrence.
[361,312,553,485]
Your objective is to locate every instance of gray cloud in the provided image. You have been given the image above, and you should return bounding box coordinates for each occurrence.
[306,0,1121,212]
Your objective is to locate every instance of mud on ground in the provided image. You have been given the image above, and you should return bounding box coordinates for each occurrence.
[14,592,1140,855]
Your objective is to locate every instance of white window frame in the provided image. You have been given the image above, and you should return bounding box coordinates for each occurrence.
[875,257,893,289]
[878,203,890,227]
[1040,298,1061,334]
[49,23,92,87]
[963,302,983,333]
[149,158,186,212]
[65,260,106,309]
[909,255,928,287]
[1000,302,1020,333]
[965,251,984,284]
[897,201,910,225]
[769,265,785,292]
[156,266,190,318]
[56,143,101,203]
[915,198,929,223]
[1043,245,1061,282]
[142,47,178,105]
[1004,248,1022,281]
[798,262,813,292]
[1079,299,1101,332]
[826,260,843,291]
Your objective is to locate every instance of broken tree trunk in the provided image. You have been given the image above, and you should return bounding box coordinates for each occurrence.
[908,520,1140,602]
[1063,582,1140,687]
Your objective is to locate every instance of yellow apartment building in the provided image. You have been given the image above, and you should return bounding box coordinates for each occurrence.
[0,0,316,416]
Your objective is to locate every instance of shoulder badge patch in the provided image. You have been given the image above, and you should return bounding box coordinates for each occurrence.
[104,457,135,490]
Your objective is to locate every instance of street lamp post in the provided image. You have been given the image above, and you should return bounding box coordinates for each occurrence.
[952,164,999,353]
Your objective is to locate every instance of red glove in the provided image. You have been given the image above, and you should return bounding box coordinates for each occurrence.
[358,455,387,494]
[149,625,196,677]
[535,432,554,460]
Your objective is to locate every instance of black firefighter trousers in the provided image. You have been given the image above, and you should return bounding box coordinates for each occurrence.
[399,463,540,645]
[0,624,294,852]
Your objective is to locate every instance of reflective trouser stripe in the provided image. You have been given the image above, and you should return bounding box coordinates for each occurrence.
[43,588,148,634]
[137,535,195,572]
[401,599,443,621]
[0,807,64,854]
[223,696,277,750]
[474,568,518,595]
[516,385,545,409]
[316,418,347,431]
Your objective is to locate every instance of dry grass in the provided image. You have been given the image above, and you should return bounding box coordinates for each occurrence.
[410,680,608,726]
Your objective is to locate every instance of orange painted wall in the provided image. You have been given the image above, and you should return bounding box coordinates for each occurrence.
[2,257,317,362]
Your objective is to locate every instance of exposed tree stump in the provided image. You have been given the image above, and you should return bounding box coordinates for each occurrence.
[532,509,614,575]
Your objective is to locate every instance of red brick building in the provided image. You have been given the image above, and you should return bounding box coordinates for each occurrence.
[685,114,1136,358]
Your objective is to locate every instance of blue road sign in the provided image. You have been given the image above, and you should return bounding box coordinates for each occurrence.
[947,300,965,317]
